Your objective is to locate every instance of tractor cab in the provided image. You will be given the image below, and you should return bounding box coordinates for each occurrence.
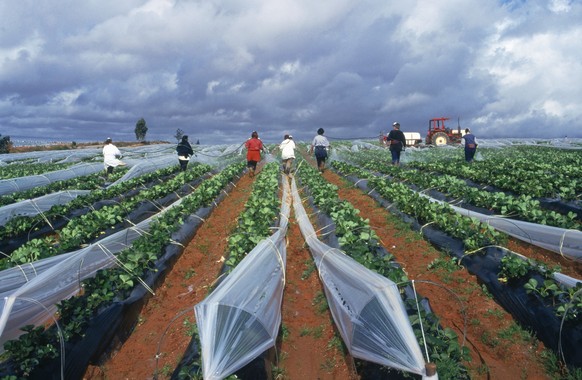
[425,117,464,146]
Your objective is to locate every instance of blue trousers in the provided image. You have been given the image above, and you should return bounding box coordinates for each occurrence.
[391,150,401,164]
[465,148,476,162]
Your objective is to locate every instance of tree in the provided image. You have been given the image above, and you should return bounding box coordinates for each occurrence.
[175,128,185,142]
[135,118,148,142]
[0,134,12,154]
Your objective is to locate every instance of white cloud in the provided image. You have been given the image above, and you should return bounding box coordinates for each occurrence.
[549,0,572,13]
[48,89,85,107]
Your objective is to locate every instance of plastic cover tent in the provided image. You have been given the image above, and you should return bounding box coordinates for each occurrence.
[117,143,243,171]
[0,148,101,165]
[0,162,106,196]
[413,194,582,262]
[451,204,582,261]
[190,143,250,169]
[290,178,436,379]
[194,176,290,380]
[0,190,91,226]
[108,154,178,186]
[0,195,187,352]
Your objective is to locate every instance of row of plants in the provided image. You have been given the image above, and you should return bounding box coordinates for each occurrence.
[341,150,579,229]
[362,171,502,251]
[174,162,282,379]
[0,165,183,243]
[0,161,246,379]
[406,146,582,200]
[0,164,211,270]
[296,159,471,379]
[0,162,75,180]
[0,167,129,207]
[224,162,281,269]
[330,159,582,372]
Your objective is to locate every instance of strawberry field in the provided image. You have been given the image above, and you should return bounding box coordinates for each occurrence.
[0,140,581,380]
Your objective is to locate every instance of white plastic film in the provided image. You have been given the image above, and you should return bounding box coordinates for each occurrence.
[0,190,90,226]
[0,196,185,351]
[290,178,436,379]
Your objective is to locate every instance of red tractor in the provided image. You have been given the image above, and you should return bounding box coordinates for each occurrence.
[425,117,464,146]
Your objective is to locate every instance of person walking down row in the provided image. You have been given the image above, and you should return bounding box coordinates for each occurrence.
[102,137,126,179]
[245,131,268,177]
[386,122,406,166]
[278,134,296,175]
[176,135,194,171]
[309,128,330,172]
[461,128,478,163]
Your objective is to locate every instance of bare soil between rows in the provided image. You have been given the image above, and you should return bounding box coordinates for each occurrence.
[84,159,580,380]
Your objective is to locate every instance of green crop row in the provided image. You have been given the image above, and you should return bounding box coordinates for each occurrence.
[0,168,129,207]
[340,150,579,229]
[0,162,75,180]
[0,165,183,241]
[1,164,211,269]
[224,162,281,269]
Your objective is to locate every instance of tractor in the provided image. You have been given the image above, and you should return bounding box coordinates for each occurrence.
[425,117,465,146]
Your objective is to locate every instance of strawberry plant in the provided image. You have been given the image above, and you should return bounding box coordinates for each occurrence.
[224,162,280,269]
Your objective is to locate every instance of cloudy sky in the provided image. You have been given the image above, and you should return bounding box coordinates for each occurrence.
[1,0,581,144]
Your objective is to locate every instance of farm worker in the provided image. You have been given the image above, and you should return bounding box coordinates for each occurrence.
[309,128,330,173]
[102,137,126,179]
[386,122,406,166]
[176,135,194,171]
[244,131,268,177]
[277,134,296,175]
[461,128,478,163]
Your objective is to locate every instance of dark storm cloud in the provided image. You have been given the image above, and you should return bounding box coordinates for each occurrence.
[1,0,581,145]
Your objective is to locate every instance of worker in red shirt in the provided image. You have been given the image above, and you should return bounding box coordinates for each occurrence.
[244,131,268,177]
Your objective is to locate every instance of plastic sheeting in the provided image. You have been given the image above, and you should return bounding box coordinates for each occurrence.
[0,162,106,196]
[290,178,436,379]
[0,148,101,165]
[452,204,582,261]
[0,190,91,226]
[0,195,187,352]
[108,154,178,186]
[194,175,290,380]
[0,143,243,197]
[425,198,582,262]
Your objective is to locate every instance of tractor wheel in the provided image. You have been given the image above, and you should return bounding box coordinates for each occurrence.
[432,132,450,146]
